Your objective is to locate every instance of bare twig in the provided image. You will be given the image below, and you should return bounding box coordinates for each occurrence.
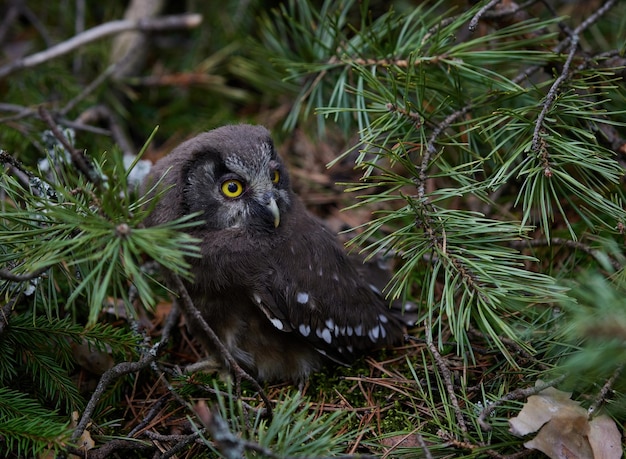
[154,431,205,459]
[73,0,86,73]
[481,0,538,20]
[0,1,20,45]
[0,265,49,282]
[127,394,171,438]
[69,303,181,444]
[72,357,156,443]
[66,438,154,459]
[381,428,432,459]
[17,2,54,47]
[513,0,617,87]
[419,105,471,199]
[60,64,119,117]
[424,322,469,438]
[587,362,624,418]
[196,403,245,459]
[468,0,503,32]
[0,14,202,79]
[0,149,34,179]
[167,272,273,418]
[74,105,135,156]
[38,106,102,186]
[386,103,422,127]
[109,0,167,80]
[574,0,617,35]
[477,374,568,431]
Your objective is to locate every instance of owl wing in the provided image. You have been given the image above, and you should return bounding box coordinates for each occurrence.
[250,207,406,364]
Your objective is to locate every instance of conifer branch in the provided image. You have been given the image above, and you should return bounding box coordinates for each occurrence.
[530,35,579,163]
[511,238,623,271]
[0,297,17,335]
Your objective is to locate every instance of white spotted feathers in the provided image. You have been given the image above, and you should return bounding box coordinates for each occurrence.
[254,277,401,364]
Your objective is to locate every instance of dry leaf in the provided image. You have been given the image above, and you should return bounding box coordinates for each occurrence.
[509,382,623,459]
[523,413,593,459]
[509,385,578,436]
[587,415,623,459]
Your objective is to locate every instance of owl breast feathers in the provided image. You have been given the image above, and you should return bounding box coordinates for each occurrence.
[143,124,412,382]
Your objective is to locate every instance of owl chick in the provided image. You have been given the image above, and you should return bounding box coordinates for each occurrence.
[143,125,411,382]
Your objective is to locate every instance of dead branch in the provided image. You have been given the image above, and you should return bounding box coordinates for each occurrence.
[0,14,202,79]
[69,303,181,445]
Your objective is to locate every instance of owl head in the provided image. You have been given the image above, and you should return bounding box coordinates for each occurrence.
[145,125,292,232]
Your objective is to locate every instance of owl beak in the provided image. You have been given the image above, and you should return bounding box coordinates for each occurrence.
[267,197,280,228]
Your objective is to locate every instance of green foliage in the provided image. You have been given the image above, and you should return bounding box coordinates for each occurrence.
[200,382,355,458]
[0,137,199,322]
[0,314,138,456]
[0,387,72,458]
[556,273,626,412]
[247,0,626,455]
[1,0,625,457]
[0,133,199,454]
[249,0,624,360]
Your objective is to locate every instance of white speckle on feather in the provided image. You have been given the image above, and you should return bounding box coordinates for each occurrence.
[368,325,380,341]
[320,328,332,344]
[297,292,309,304]
[299,324,311,336]
[270,318,284,330]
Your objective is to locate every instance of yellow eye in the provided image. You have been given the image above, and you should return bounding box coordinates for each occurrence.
[221,179,244,198]
[271,170,280,184]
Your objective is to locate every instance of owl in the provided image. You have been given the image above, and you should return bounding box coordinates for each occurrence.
[143,125,412,383]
